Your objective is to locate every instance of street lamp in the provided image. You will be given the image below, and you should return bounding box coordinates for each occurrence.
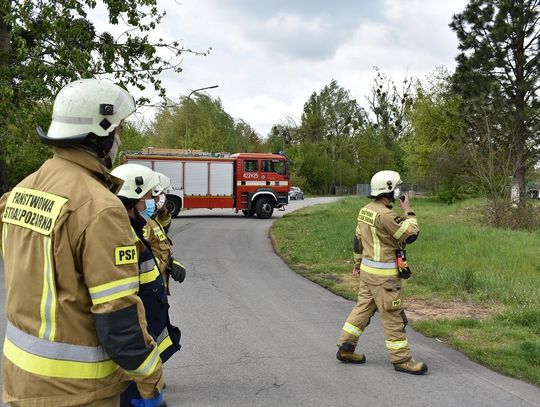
[184,85,219,150]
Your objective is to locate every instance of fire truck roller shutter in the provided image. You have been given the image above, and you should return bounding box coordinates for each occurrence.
[153,161,184,218]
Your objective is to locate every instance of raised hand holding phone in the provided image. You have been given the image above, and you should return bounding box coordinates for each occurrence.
[399,193,411,213]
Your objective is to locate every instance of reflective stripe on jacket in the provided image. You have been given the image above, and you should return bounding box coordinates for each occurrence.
[4,321,117,379]
[133,221,180,363]
[353,200,419,282]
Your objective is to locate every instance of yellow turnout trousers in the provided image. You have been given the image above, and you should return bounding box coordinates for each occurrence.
[337,277,411,364]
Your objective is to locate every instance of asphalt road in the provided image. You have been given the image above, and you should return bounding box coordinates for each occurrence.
[1,197,539,406]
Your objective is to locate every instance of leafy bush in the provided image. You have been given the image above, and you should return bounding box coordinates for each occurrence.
[435,182,478,204]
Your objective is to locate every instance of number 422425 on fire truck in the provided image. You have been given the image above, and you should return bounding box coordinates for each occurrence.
[122,148,291,219]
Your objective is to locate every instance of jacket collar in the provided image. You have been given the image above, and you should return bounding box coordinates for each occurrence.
[129,214,147,235]
[52,147,123,194]
[373,199,393,210]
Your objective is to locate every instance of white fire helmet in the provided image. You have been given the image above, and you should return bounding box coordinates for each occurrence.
[369,170,402,198]
[111,164,161,200]
[37,78,136,145]
[152,172,173,196]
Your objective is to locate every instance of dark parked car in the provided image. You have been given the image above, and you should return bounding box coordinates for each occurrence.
[289,186,304,200]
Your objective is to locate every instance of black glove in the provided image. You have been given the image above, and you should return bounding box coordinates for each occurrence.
[169,258,186,283]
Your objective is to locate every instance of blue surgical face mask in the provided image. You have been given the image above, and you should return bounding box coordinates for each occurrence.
[139,198,156,220]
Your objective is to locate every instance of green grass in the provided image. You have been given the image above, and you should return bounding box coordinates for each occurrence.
[271,197,540,385]
[414,314,540,383]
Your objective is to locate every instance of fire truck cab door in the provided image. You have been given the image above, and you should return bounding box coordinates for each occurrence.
[261,159,286,184]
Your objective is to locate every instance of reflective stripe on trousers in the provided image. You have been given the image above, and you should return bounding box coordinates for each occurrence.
[342,322,363,337]
[385,338,409,350]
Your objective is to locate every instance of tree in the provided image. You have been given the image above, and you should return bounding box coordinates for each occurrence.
[403,69,468,201]
[234,120,262,152]
[188,95,240,152]
[3,102,53,187]
[151,94,262,153]
[366,67,413,145]
[300,92,326,143]
[450,0,540,207]
[352,126,397,183]
[150,102,185,149]
[266,117,300,152]
[116,121,151,166]
[299,79,366,192]
[364,68,414,174]
[295,142,333,195]
[0,0,208,193]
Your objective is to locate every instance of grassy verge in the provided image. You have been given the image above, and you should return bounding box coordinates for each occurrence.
[271,197,540,385]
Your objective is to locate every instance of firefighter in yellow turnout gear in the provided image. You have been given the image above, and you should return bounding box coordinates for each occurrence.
[143,173,186,292]
[0,79,164,406]
[336,170,428,375]
[111,164,179,407]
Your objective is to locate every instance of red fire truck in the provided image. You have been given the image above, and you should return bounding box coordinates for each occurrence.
[122,149,290,219]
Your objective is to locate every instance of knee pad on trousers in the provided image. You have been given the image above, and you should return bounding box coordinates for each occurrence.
[362,309,377,331]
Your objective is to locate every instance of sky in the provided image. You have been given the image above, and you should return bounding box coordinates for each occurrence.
[116,0,470,137]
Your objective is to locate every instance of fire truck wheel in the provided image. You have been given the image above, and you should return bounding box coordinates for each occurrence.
[166,195,182,218]
[255,197,274,219]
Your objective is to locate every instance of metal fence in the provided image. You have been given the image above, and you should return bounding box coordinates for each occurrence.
[335,186,354,195]
[354,183,429,197]
[355,184,370,196]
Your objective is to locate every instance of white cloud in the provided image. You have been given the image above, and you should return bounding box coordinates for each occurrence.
[122,0,470,138]
[229,95,296,133]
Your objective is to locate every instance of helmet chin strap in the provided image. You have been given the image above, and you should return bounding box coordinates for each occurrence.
[77,131,116,169]
[376,192,395,203]
[95,133,115,162]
